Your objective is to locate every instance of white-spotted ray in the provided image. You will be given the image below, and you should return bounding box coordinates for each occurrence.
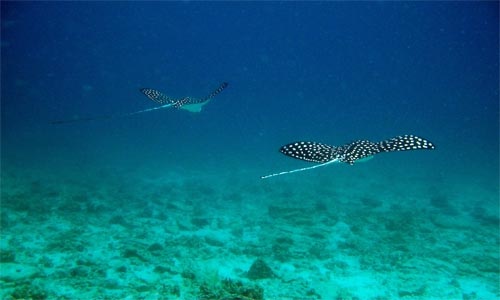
[140,82,228,113]
[51,82,228,124]
[261,135,435,179]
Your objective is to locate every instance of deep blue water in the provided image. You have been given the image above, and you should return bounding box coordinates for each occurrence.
[2,2,498,178]
[1,2,499,298]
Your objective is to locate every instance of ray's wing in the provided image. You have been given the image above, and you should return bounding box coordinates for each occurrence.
[198,82,229,103]
[378,135,435,152]
[176,82,229,107]
[140,88,176,105]
[280,142,337,163]
[174,82,228,109]
[338,135,435,165]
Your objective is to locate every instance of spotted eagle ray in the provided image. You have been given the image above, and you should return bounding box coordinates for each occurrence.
[51,82,228,124]
[261,135,435,179]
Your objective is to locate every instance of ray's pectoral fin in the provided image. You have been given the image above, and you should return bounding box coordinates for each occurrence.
[338,135,435,165]
[173,97,191,109]
[140,88,176,105]
[280,142,337,163]
[378,135,435,152]
[259,142,340,179]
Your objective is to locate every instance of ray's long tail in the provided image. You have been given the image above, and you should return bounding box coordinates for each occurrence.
[51,82,228,124]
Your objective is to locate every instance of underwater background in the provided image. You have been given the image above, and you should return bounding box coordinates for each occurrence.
[1,2,498,299]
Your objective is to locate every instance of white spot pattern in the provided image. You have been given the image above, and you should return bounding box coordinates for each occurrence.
[280,135,435,165]
[140,82,228,108]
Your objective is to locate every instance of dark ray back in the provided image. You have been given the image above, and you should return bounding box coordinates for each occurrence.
[172,82,228,108]
[140,88,175,105]
[336,140,381,165]
[378,135,435,152]
[338,135,435,165]
[280,142,337,163]
[198,82,229,102]
[279,135,435,165]
[266,135,435,179]
[140,82,228,108]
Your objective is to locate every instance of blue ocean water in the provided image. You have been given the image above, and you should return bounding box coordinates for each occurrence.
[1,2,498,299]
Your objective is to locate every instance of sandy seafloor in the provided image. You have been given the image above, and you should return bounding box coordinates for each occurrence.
[0,160,498,300]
